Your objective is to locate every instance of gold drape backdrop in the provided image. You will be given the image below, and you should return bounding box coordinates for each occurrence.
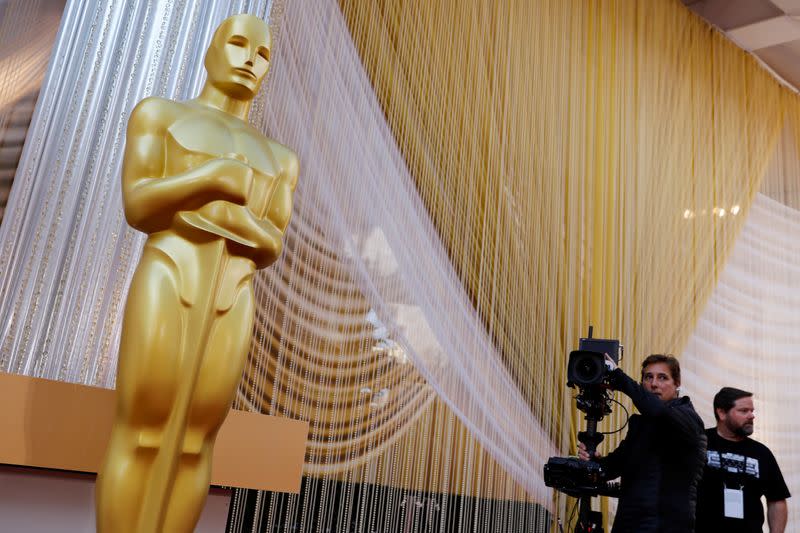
[335,0,786,454]
[231,0,800,527]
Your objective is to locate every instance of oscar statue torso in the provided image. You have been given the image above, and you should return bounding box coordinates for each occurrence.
[166,101,284,256]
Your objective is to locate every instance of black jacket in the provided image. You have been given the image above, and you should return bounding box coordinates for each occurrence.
[599,369,707,533]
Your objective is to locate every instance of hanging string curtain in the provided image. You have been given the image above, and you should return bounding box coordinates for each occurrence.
[244,0,558,499]
[336,0,786,459]
[1,0,799,530]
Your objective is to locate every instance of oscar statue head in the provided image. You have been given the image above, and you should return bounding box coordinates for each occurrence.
[204,14,272,101]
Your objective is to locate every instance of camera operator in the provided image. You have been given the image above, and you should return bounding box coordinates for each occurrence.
[577,354,707,532]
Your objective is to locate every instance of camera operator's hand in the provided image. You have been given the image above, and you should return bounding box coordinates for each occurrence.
[577,442,601,462]
[603,352,626,390]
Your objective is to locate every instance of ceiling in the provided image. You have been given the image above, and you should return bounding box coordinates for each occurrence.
[683,0,800,92]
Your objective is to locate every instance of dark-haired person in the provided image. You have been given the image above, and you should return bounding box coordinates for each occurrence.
[695,387,790,533]
[578,354,707,532]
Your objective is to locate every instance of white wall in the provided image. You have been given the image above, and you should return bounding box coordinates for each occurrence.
[0,466,230,533]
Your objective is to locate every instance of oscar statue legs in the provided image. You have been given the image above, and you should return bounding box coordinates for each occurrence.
[96,238,254,532]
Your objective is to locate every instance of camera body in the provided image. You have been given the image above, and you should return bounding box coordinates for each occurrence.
[543,457,620,498]
[567,338,621,388]
[567,337,622,421]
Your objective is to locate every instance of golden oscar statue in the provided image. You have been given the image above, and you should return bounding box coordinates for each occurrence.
[95,14,298,533]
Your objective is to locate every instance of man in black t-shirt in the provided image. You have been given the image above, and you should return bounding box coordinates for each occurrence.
[696,387,790,533]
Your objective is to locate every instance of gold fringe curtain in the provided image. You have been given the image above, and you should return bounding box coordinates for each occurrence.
[209,0,800,529]
[337,0,785,447]
[230,1,797,529]
[326,2,793,526]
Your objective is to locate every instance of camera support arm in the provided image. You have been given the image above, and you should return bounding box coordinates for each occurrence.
[578,418,604,458]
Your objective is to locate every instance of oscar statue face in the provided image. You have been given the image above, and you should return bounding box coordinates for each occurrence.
[204,14,272,100]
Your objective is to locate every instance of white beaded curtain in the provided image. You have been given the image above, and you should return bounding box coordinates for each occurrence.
[681,123,800,531]
[0,0,283,385]
[245,0,558,499]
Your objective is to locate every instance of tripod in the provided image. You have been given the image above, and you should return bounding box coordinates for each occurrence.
[574,496,603,533]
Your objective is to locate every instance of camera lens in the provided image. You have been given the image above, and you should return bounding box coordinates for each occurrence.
[576,358,599,381]
[568,351,605,385]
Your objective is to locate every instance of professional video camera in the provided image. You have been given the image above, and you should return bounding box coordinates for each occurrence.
[566,334,622,437]
[543,327,623,532]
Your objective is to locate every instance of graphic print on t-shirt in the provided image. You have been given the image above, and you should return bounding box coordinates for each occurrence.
[707,451,760,479]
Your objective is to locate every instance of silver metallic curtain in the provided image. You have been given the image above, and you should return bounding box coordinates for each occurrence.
[0,0,281,385]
